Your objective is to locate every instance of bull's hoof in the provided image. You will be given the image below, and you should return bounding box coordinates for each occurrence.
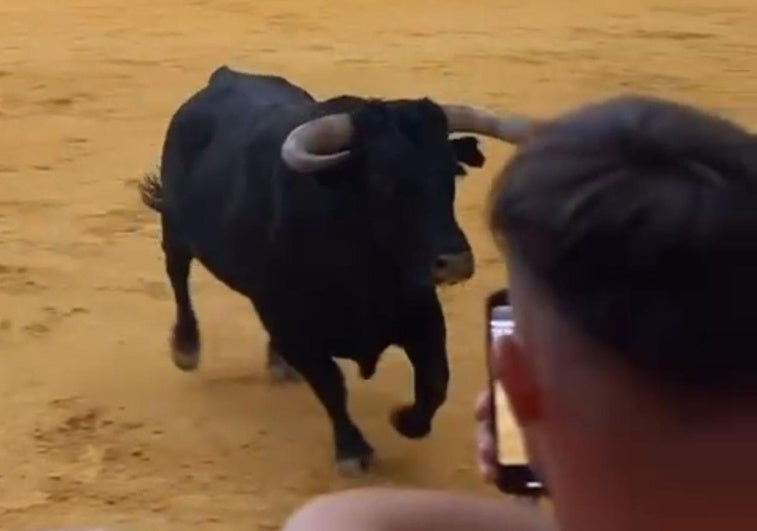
[171,348,200,371]
[266,344,302,383]
[267,362,302,383]
[170,324,200,372]
[390,405,431,439]
[335,437,375,476]
[336,451,375,476]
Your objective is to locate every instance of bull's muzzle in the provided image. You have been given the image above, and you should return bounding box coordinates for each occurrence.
[433,251,474,284]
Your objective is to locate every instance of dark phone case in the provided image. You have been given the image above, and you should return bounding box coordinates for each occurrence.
[485,289,548,499]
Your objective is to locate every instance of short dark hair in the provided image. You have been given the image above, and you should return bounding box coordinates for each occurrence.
[489,95,757,397]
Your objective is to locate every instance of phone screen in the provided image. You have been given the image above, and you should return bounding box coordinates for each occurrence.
[489,304,526,466]
[486,290,546,497]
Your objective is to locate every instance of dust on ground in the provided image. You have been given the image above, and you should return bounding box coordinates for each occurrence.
[1,0,756,529]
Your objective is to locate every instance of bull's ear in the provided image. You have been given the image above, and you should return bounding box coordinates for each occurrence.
[451,136,485,171]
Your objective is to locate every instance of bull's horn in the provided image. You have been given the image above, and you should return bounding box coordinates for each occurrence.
[442,104,538,144]
[280,114,354,173]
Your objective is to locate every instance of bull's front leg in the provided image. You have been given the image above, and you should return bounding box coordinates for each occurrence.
[391,298,450,439]
[292,355,375,475]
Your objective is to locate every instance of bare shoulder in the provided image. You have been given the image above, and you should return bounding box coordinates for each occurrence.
[36,528,113,531]
[283,488,556,531]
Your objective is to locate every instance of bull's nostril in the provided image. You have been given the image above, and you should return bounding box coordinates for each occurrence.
[434,257,449,270]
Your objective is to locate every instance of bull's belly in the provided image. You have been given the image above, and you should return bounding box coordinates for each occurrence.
[260,299,400,361]
[181,233,405,365]
[186,237,267,297]
[223,275,399,364]
[192,253,254,297]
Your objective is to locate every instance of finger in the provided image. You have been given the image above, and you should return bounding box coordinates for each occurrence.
[474,389,492,421]
[476,421,497,482]
[477,455,497,483]
[477,422,496,459]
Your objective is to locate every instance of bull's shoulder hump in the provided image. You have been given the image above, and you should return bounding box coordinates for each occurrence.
[208,64,234,85]
[205,66,315,103]
[317,95,366,113]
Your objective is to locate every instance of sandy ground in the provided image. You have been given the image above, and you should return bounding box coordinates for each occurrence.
[1,0,756,529]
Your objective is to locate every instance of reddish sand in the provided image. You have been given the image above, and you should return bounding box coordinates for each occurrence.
[1,0,755,529]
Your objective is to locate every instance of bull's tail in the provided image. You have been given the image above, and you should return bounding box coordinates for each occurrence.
[138,167,164,213]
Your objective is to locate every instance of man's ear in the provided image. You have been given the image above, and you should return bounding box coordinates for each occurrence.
[450,136,486,176]
[492,335,543,426]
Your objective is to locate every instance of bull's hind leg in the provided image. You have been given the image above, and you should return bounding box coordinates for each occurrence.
[266,339,302,383]
[162,220,200,371]
[248,302,301,382]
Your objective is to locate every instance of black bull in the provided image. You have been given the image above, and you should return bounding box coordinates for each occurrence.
[139,65,534,473]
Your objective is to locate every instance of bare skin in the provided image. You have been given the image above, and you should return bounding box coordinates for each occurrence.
[283,488,555,531]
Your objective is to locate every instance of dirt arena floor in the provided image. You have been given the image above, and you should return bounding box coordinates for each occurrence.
[1,0,756,529]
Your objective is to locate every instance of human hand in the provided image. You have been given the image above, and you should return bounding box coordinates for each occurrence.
[474,388,497,483]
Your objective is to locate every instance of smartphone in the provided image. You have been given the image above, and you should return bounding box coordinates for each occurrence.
[486,289,547,498]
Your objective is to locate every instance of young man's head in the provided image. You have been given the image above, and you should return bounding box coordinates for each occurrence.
[488,95,757,529]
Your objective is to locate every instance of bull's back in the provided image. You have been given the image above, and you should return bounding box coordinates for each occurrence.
[207,65,315,106]
[158,73,317,292]
[160,67,312,214]
[162,65,314,182]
